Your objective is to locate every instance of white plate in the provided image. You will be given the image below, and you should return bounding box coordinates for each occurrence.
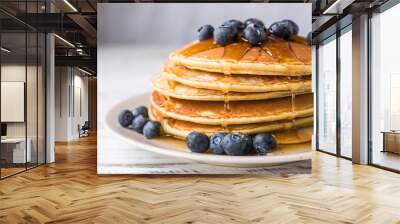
[105,93,311,167]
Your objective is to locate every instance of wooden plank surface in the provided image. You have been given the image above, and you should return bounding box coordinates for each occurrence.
[1,136,400,223]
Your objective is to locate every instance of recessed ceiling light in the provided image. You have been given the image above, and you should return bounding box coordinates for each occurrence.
[54,34,75,48]
[63,0,78,12]
[78,67,93,76]
[1,47,11,53]
[323,0,355,15]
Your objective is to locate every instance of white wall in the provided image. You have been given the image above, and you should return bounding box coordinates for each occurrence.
[72,73,89,138]
[1,63,46,164]
[55,67,89,141]
[1,65,40,138]
[1,65,26,138]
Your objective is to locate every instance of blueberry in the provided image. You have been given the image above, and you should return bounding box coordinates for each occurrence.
[252,133,277,155]
[222,19,244,30]
[118,109,134,127]
[242,24,267,45]
[269,20,299,39]
[245,135,253,153]
[186,132,210,153]
[143,121,161,139]
[132,114,148,134]
[198,24,214,41]
[307,32,312,46]
[285,20,299,35]
[210,132,227,155]
[244,18,264,29]
[132,106,148,118]
[222,133,252,156]
[213,25,237,46]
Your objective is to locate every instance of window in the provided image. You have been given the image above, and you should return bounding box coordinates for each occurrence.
[339,27,352,158]
[370,3,400,171]
[317,36,337,154]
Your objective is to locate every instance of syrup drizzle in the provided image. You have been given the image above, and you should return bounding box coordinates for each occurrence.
[176,36,311,132]
[168,80,177,90]
[222,82,230,132]
[179,39,218,57]
[261,37,275,58]
[164,95,174,112]
[222,74,232,132]
[291,93,296,128]
[219,43,253,132]
[286,42,306,65]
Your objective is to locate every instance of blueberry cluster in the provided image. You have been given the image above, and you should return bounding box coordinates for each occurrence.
[186,131,277,156]
[197,18,300,46]
[118,106,161,139]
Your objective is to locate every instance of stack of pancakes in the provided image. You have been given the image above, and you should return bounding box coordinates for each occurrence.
[150,36,313,145]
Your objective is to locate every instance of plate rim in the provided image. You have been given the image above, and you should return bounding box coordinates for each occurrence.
[104,92,312,166]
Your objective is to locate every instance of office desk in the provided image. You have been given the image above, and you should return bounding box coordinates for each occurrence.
[382,131,400,154]
[1,138,31,163]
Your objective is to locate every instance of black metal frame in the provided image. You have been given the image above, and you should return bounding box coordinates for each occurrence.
[336,21,341,158]
[0,0,47,180]
[367,10,373,166]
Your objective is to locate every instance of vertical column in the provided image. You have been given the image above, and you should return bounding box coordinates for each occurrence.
[46,33,55,163]
[352,14,369,164]
[46,1,55,163]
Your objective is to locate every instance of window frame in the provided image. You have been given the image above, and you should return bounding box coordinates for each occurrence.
[367,0,400,173]
[315,23,353,161]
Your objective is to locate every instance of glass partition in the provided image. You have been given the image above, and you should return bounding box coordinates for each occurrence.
[317,35,337,154]
[1,31,28,177]
[0,3,46,179]
[27,31,38,169]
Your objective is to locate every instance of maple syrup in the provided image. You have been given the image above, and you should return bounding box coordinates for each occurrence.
[219,43,250,132]
[291,93,296,127]
[179,39,218,57]
[168,80,177,90]
[164,95,174,112]
[222,73,232,132]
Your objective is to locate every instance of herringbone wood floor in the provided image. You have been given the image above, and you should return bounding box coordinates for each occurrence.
[1,135,400,224]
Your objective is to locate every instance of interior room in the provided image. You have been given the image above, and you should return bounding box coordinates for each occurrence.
[0,21,46,178]
[0,0,400,223]
[314,0,400,172]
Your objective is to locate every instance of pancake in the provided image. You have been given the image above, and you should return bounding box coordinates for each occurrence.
[164,61,311,93]
[152,74,309,101]
[169,36,311,76]
[151,91,313,125]
[150,106,312,144]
